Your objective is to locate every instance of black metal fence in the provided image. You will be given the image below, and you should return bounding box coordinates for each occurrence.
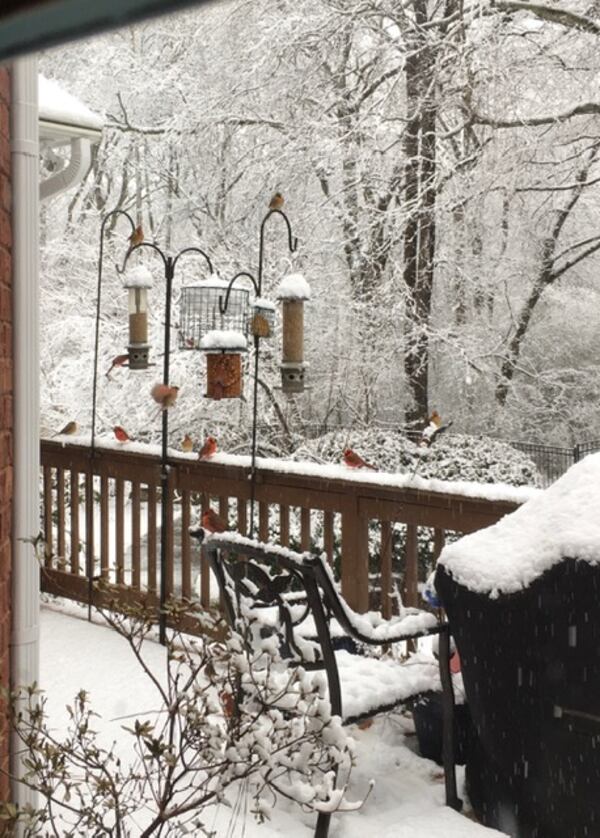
[509,440,600,487]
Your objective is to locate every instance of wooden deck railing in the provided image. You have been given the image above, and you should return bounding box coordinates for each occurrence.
[40,440,523,625]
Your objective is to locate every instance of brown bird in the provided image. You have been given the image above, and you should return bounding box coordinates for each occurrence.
[419,411,444,448]
[105,353,129,378]
[150,383,180,419]
[181,433,194,453]
[201,508,227,533]
[343,448,377,471]
[128,225,144,248]
[268,192,284,211]
[54,420,78,437]
[198,435,217,461]
[113,425,134,443]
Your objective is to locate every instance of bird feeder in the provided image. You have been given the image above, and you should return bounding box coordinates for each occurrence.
[251,297,276,338]
[276,273,311,394]
[200,330,248,400]
[179,279,249,350]
[123,264,153,370]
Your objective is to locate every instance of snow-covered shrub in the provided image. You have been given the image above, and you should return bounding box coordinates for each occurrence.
[6,601,357,836]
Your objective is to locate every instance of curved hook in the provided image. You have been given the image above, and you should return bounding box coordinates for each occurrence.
[117,240,169,276]
[262,208,298,254]
[219,271,259,315]
[172,245,214,275]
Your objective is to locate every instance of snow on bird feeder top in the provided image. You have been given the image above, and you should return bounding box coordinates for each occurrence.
[123,265,153,370]
[200,330,248,354]
[179,277,249,350]
[276,273,311,301]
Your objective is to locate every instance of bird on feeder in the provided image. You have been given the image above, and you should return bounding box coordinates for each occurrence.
[114,425,134,443]
[343,448,378,471]
[198,435,218,461]
[202,508,227,533]
[105,353,130,378]
[128,225,144,248]
[150,383,180,418]
[54,421,78,437]
[269,192,284,211]
[181,433,194,453]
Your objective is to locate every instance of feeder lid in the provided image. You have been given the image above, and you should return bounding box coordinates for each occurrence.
[123,265,153,289]
[254,297,276,310]
[276,273,311,301]
[200,329,248,352]
[181,276,227,290]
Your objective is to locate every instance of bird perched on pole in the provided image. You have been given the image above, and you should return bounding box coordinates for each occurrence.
[198,435,217,461]
[181,433,194,453]
[201,508,227,533]
[113,425,134,443]
[128,225,144,248]
[105,353,129,378]
[54,420,78,437]
[268,192,284,211]
[150,383,180,419]
[343,448,377,471]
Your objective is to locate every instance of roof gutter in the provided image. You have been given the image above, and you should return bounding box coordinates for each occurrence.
[10,55,40,817]
[40,134,92,201]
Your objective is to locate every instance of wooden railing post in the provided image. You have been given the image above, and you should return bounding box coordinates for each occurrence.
[341,505,369,613]
[403,524,418,607]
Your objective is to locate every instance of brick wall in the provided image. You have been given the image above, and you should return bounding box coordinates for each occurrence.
[0,67,12,802]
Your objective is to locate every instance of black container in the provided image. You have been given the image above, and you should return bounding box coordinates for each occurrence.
[412,692,474,765]
[436,560,600,838]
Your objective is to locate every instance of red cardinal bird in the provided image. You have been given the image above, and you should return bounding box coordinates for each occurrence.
[113,425,134,443]
[343,448,377,471]
[198,436,217,461]
[202,508,227,533]
[105,353,129,378]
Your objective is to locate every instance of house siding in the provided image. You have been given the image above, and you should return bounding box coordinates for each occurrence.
[0,66,12,802]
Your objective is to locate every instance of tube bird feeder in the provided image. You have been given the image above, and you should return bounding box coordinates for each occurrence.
[276,273,311,394]
[200,329,248,400]
[123,264,153,370]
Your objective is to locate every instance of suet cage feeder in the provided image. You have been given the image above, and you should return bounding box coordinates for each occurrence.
[179,279,249,350]
[123,264,153,370]
[200,330,248,400]
[251,297,276,338]
[276,273,311,394]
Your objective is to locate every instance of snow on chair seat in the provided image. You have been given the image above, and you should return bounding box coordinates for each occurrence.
[202,533,462,838]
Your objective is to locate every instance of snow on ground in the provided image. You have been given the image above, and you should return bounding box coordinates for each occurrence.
[39,604,505,837]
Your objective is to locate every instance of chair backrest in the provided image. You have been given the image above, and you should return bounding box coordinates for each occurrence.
[202,536,344,716]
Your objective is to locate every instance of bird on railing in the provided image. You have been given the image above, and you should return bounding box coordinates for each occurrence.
[343,447,377,471]
[54,421,78,437]
[181,433,194,453]
[105,353,129,378]
[128,224,144,248]
[198,435,217,461]
[268,192,284,211]
[113,425,134,443]
[150,383,180,420]
[202,508,227,533]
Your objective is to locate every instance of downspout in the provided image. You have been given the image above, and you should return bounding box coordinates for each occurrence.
[10,56,39,815]
[40,136,92,201]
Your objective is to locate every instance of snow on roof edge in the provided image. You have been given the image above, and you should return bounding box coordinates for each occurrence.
[39,74,103,132]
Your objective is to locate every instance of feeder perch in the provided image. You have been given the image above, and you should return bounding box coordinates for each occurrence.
[276,273,311,394]
[251,297,276,338]
[179,279,249,350]
[123,264,153,370]
[200,330,248,400]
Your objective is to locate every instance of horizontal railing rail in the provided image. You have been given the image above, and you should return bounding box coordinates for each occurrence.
[40,440,524,627]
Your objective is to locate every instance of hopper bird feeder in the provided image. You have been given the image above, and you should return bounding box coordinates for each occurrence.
[123,264,153,370]
[251,297,276,338]
[200,329,248,400]
[179,278,249,350]
[276,273,311,394]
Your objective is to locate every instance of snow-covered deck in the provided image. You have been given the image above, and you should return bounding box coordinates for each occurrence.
[40,603,505,837]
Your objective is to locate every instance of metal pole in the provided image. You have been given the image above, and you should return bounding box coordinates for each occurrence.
[159,256,174,645]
